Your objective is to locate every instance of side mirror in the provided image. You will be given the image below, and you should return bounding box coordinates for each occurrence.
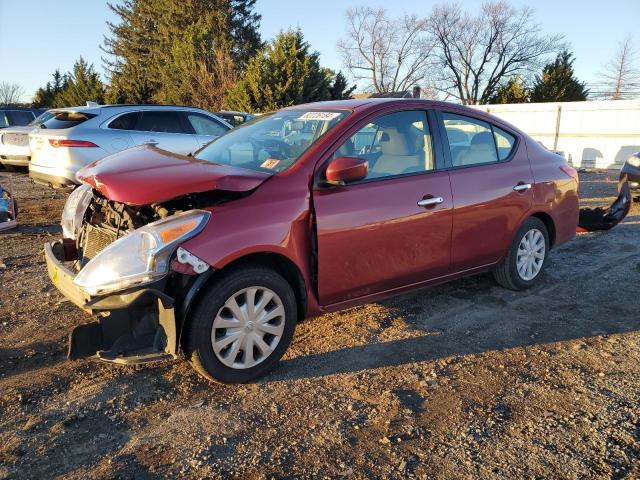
[325,156,368,185]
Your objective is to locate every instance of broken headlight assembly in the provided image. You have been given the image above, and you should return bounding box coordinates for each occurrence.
[61,184,93,239]
[73,210,210,296]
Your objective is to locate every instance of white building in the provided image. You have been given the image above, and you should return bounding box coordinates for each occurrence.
[472,100,640,170]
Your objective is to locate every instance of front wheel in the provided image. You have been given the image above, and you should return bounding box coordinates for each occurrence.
[185,266,298,384]
[493,217,549,291]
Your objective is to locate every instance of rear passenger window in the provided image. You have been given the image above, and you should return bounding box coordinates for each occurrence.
[137,111,185,134]
[493,127,516,160]
[443,113,498,167]
[109,112,140,130]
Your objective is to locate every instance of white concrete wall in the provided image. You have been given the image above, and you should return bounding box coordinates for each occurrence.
[472,100,640,170]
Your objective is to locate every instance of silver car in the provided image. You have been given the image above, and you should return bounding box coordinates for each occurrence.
[0,111,55,171]
[29,104,231,189]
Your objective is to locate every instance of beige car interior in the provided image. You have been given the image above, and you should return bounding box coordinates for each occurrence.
[367,122,435,178]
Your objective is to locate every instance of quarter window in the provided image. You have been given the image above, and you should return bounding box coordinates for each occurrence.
[493,127,516,160]
[332,110,435,180]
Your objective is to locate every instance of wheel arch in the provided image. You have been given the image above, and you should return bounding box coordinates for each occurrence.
[178,251,308,350]
[530,211,556,248]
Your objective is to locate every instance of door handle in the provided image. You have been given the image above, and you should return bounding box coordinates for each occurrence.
[513,183,532,192]
[417,196,444,207]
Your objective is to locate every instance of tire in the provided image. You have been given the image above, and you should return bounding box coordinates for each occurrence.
[2,164,17,172]
[493,217,549,291]
[184,266,298,384]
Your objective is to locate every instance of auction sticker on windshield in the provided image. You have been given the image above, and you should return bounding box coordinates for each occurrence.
[260,159,281,170]
[297,112,342,121]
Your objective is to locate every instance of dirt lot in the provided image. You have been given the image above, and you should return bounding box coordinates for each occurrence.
[0,169,639,479]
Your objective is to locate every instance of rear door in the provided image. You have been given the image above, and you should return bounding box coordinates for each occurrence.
[313,109,453,307]
[129,110,200,155]
[438,111,534,271]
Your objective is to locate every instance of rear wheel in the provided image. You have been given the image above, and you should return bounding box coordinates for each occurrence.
[493,217,549,291]
[185,266,297,383]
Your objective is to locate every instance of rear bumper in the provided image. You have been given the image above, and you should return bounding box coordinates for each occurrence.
[30,169,77,189]
[1,155,29,166]
[44,241,178,363]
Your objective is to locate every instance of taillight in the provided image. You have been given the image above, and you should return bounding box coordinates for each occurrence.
[49,139,98,148]
[560,165,579,182]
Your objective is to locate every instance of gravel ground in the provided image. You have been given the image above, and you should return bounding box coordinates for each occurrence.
[0,169,639,479]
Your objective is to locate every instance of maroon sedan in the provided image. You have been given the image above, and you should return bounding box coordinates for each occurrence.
[45,99,579,383]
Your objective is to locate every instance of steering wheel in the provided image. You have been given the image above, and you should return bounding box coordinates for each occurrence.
[251,136,291,159]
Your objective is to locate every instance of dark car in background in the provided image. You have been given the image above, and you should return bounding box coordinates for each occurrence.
[0,108,42,129]
[214,110,254,127]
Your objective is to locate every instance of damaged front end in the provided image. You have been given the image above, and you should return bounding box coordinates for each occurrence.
[578,176,632,232]
[45,186,235,364]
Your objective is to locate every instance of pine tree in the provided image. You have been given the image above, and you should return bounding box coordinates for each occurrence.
[103,0,262,105]
[224,30,335,112]
[33,70,68,108]
[489,74,529,104]
[53,57,105,107]
[328,71,356,100]
[530,51,589,102]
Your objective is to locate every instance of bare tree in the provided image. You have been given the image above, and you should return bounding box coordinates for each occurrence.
[428,1,563,104]
[0,82,25,106]
[598,37,640,100]
[337,7,434,94]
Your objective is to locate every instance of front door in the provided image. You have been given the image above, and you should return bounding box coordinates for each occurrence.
[313,110,453,307]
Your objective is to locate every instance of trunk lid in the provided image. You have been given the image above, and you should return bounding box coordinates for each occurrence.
[76,145,271,205]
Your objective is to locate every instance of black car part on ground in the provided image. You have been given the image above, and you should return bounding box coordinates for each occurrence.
[578,177,631,232]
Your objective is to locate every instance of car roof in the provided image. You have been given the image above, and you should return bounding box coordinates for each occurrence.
[50,104,216,115]
[284,98,472,112]
[282,98,527,138]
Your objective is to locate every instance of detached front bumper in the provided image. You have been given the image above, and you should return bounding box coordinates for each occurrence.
[45,241,178,364]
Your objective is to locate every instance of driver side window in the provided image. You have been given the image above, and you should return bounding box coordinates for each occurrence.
[333,110,434,180]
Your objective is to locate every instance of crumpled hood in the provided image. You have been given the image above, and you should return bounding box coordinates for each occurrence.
[77,145,271,205]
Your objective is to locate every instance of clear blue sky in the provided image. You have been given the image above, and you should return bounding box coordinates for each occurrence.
[1,0,639,102]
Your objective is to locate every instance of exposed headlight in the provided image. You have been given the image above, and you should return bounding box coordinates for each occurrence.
[626,154,640,168]
[61,184,93,239]
[73,210,210,296]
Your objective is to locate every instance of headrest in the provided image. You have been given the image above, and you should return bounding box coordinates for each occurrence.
[336,138,355,157]
[446,128,468,144]
[380,127,413,156]
[471,131,495,147]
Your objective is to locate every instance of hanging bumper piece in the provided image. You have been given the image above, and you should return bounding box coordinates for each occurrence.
[577,177,631,232]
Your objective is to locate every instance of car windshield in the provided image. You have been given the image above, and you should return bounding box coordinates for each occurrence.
[195,109,348,173]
